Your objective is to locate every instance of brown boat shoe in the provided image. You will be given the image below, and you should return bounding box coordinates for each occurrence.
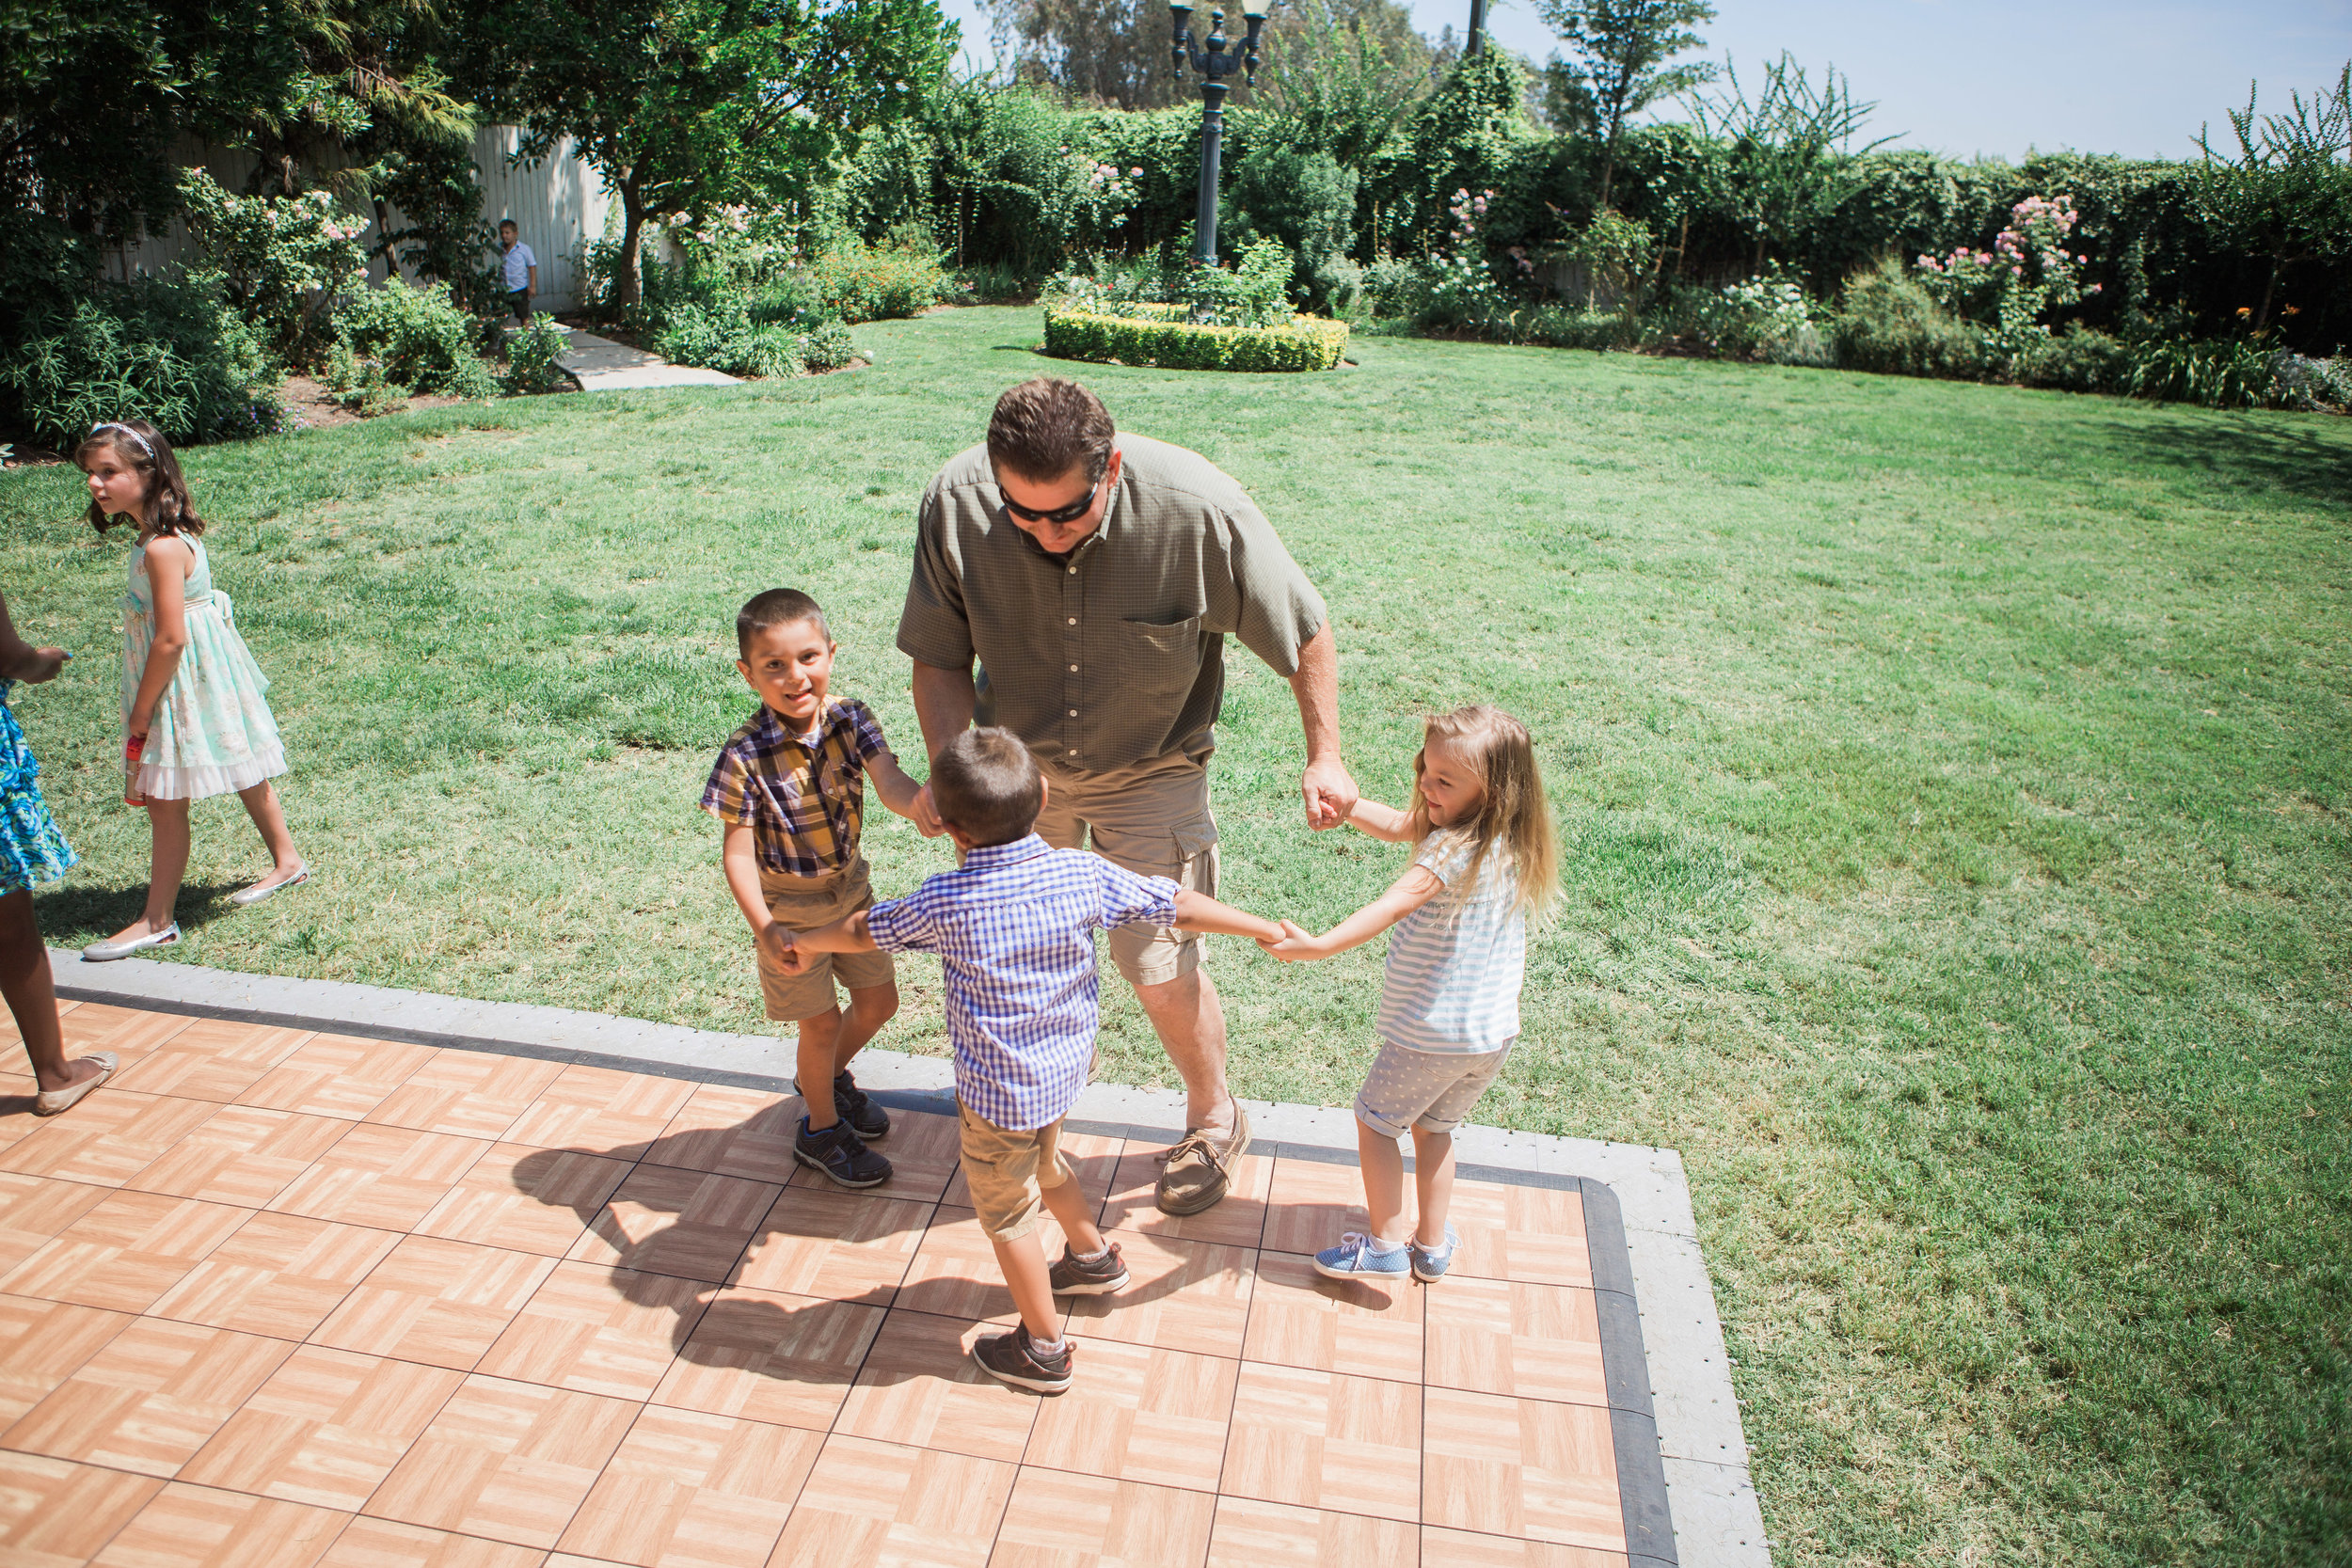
[1153,1099,1250,1215]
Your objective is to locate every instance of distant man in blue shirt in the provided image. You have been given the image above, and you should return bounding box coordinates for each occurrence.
[498,220,536,324]
[780,726,1285,1393]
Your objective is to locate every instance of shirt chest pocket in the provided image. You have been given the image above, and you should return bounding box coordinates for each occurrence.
[1117,614,1205,699]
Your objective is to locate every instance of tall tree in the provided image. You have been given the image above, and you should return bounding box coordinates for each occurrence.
[468,0,956,305]
[2196,63,2352,338]
[1685,54,1892,274]
[988,0,1178,110]
[1256,0,1439,166]
[1534,0,1713,208]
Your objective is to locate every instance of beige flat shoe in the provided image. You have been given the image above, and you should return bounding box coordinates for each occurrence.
[34,1053,118,1117]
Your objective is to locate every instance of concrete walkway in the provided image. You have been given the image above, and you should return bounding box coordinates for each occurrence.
[12,951,1772,1568]
[553,325,739,391]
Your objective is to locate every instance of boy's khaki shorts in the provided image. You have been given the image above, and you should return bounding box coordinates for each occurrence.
[757,859,896,1022]
[1034,752,1217,988]
[957,1100,1073,1242]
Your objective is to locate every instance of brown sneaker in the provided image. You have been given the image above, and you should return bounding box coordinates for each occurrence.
[1049,1241,1129,1296]
[1153,1100,1250,1216]
[971,1325,1073,1394]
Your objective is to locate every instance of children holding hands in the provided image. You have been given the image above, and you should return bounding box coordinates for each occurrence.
[1263,705,1559,1285]
[703,590,934,1190]
[776,726,1287,1393]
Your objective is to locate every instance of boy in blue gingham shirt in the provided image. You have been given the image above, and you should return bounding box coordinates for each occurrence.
[782,726,1283,1393]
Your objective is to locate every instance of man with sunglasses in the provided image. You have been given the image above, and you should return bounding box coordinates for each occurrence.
[898,376,1356,1215]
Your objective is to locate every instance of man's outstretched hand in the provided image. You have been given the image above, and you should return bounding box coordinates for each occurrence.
[1301,754,1359,831]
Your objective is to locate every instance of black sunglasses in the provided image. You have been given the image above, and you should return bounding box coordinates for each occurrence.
[999,474,1104,527]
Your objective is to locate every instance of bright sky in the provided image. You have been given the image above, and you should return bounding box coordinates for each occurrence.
[936,0,2352,163]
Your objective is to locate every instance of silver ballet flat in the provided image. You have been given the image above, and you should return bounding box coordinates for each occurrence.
[34,1053,118,1116]
[230,866,309,908]
[82,922,181,961]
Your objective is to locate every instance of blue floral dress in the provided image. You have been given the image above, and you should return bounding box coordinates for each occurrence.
[0,680,78,895]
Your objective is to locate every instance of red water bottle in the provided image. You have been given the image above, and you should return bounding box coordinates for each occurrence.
[123,733,146,807]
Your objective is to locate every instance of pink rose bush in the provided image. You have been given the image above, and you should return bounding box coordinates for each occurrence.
[1914,193,2098,354]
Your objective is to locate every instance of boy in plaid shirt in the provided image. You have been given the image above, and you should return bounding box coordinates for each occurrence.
[780,726,1285,1393]
[703,589,932,1189]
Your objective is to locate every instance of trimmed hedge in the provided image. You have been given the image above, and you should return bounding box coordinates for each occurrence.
[1042,307,1349,372]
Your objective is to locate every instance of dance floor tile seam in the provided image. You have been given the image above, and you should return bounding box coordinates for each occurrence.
[0,1006,1669,1568]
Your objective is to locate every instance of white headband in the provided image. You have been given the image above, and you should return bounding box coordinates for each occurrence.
[92,422,154,459]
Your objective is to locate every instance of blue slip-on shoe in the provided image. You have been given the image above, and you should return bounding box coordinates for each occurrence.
[1313,1231,1412,1281]
[1407,1223,1462,1283]
[793,1116,892,1189]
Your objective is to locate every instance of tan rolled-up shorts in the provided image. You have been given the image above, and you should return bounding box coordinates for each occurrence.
[957,1100,1073,1241]
[756,858,897,1022]
[1033,752,1217,987]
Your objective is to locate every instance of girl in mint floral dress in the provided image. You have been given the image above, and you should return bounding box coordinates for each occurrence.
[77,420,308,961]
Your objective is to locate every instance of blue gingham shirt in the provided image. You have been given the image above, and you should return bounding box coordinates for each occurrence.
[865,833,1179,1130]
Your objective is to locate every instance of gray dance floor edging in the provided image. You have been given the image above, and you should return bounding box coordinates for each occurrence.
[47,946,1772,1566]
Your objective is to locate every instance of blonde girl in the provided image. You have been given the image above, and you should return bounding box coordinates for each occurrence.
[77,420,306,960]
[1263,704,1559,1282]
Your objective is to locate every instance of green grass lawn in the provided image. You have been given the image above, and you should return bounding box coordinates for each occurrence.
[4,307,2347,1564]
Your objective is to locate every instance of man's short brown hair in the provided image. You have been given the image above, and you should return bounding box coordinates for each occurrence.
[987,377,1116,484]
[930,727,1042,847]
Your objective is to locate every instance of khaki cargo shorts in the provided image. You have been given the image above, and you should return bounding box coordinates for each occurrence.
[957,1100,1073,1241]
[1034,751,1216,988]
[756,859,897,1022]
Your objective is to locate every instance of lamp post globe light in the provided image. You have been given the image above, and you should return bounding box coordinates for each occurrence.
[1169,0,1268,268]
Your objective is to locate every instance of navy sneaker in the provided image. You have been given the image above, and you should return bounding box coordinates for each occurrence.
[833,1069,890,1143]
[794,1116,892,1189]
[792,1070,890,1143]
[971,1324,1073,1394]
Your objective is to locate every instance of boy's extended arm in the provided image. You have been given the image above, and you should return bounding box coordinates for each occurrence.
[866,751,943,835]
[1264,864,1444,961]
[791,910,877,955]
[1343,796,1417,843]
[1171,888,1285,945]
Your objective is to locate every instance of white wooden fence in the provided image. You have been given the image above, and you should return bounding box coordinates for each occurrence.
[106,125,616,313]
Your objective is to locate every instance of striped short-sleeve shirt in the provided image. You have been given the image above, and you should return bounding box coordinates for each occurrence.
[1375,832,1528,1053]
[699,698,892,877]
[864,833,1180,1130]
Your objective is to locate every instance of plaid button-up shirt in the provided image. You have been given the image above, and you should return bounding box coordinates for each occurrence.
[699,698,893,877]
[865,833,1179,1130]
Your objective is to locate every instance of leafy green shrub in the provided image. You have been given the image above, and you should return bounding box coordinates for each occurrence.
[652,303,803,378]
[1832,258,1986,379]
[1313,256,1367,318]
[805,238,946,323]
[1671,276,1818,360]
[503,319,574,395]
[321,342,405,418]
[2272,354,2352,412]
[2122,338,2285,409]
[1230,145,1359,293]
[1043,307,1349,372]
[1521,305,1640,350]
[2017,324,2133,394]
[796,321,861,372]
[1361,257,1431,320]
[0,275,286,447]
[333,283,500,399]
[176,169,369,367]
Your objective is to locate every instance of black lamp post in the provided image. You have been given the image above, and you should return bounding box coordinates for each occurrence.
[1169,0,1267,267]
